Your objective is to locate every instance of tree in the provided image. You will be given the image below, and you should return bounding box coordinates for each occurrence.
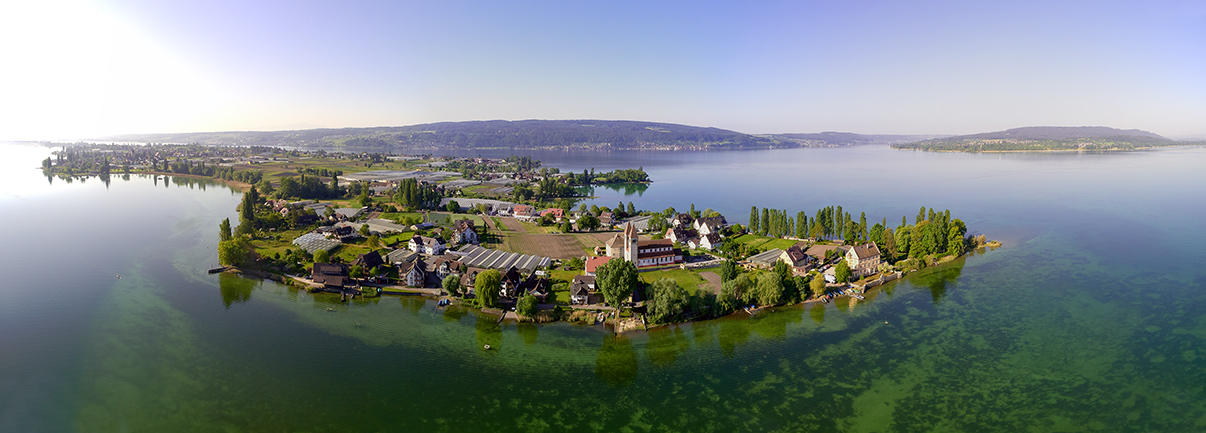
[366,235,380,248]
[217,237,251,266]
[446,200,460,213]
[796,211,807,239]
[835,260,851,283]
[443,274,461,297]
[760,208,770,236]
[313,249,330,263]
[809,273,826,297]
[895,225,912,258]
[219,218,232,242]
[359,224,371,237]
[648,278,687,324]
[475,269,501,307]
[350,265,365,279]
[749,206,759,235]
[946,219,968,256]
[238,186,260,234]
[578,213,600,231]
[596,258,638,307]
[358,182,373,207]
[882,227,897,261]
[560,220,574,233]
[720,273,755,307]
[719,259,739,282]
[627,201,636,216]
[755,272,784,306]
[517,294,538,318]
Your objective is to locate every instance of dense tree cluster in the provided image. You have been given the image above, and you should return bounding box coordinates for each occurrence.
[393,178,443,210]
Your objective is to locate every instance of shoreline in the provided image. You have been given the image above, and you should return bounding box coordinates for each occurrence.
[892,144,1203,153]
[220,240,1002,335]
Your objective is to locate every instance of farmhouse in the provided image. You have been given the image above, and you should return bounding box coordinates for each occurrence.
[451,219,478,244]
[845,242,882,277]
[409,235,446,255]
[570,275,602,305]
[398,258,426,287]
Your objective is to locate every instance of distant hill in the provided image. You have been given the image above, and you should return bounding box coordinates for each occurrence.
[109,120,819,150]
[107,120,939,150]
[893,126,1184,152]
[770,132,947,146]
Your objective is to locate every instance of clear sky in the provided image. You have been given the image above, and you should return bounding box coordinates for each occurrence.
[2,0,1203,140]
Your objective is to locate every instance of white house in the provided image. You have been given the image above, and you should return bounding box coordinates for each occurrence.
[409,235,446,255]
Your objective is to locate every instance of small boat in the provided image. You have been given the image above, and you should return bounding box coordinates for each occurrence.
[483,344,491,350]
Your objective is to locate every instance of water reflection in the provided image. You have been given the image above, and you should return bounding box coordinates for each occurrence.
[442,305,468,322]
[716,319,752,357]
[748,307,803,340]
[475,314,502,352]
[218,273,257,308]
[809,303,825,325]
[645,326,689,369]
[516,322,539,346]
[400,295,425,316]
[595,336,638,386]
[908,257,967,305]
[592,183,648,197]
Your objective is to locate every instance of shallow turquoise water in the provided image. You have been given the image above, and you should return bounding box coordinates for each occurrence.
[1,143,1203,431]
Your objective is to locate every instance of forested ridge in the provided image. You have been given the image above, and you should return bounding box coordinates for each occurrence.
[108,120,934,150]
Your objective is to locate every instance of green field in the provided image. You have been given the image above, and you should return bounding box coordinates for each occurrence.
[639,268,711,294]
[731,234,800,252]
[427,212,486,226]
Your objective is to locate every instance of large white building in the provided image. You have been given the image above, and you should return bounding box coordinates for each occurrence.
[606,222,683,268]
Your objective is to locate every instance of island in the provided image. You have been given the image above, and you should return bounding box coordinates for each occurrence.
[38,142,998,331]
[892,126,1197,152]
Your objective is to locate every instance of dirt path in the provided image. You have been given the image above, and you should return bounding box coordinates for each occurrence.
[698,271,722,294]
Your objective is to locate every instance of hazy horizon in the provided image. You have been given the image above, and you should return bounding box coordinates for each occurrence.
[2,0,1204,141]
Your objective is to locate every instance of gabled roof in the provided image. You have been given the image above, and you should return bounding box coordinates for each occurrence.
[399,258,426,275]
[502,266,523,285]
[453,219,475,232]
[584,256,613,274]
[606,233,626,249]
[312,263,350,284]
[696,216,727,226]
[850,242,881,260]
[355,251,384,269]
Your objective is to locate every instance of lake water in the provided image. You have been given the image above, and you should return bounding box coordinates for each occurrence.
[2,142,1204,432]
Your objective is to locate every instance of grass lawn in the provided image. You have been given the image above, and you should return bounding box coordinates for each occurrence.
[731,234,801,252]
[640,268,709,293]
[251,228,310,258]
[490,217,506,230]
[427,212,486,226]
[379,212,424,223]
[332,244,373,264]
[545,269,582,305]
[379,231,416,248]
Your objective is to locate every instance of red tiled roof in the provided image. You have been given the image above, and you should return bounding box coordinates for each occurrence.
[585,256,613,273]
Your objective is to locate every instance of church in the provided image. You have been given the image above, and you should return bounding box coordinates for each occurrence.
[605,222,684,268]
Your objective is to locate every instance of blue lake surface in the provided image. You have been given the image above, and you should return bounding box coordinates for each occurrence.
[1,142,1204,432]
